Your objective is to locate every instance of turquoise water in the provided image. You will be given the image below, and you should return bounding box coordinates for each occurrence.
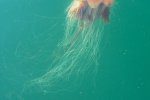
[0,0,150,100]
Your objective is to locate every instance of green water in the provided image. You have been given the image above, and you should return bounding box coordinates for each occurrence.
[0,0,150,100]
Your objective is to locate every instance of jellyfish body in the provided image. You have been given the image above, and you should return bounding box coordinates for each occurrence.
[30,0,113,91]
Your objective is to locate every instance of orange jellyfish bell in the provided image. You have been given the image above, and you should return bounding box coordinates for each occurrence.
[87,0,113,8]
[103,0,113,6]
[68,0,114,22]
[87,0,102,8]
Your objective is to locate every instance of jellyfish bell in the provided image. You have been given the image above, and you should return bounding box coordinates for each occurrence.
[87,0,113,22]
[87,0,102,8]
[68,0,113,22]
[87,0,113,8]
[103,0,113,6]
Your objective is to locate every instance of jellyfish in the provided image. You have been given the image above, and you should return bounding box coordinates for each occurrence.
[30,0,113,91]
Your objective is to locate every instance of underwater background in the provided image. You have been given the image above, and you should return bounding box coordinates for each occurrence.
[0,0,150,100]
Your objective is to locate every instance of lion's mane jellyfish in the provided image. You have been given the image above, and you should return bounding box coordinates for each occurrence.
[30,0,113,91]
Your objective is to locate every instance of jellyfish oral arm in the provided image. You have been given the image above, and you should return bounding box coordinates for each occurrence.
[101,7,110,22]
